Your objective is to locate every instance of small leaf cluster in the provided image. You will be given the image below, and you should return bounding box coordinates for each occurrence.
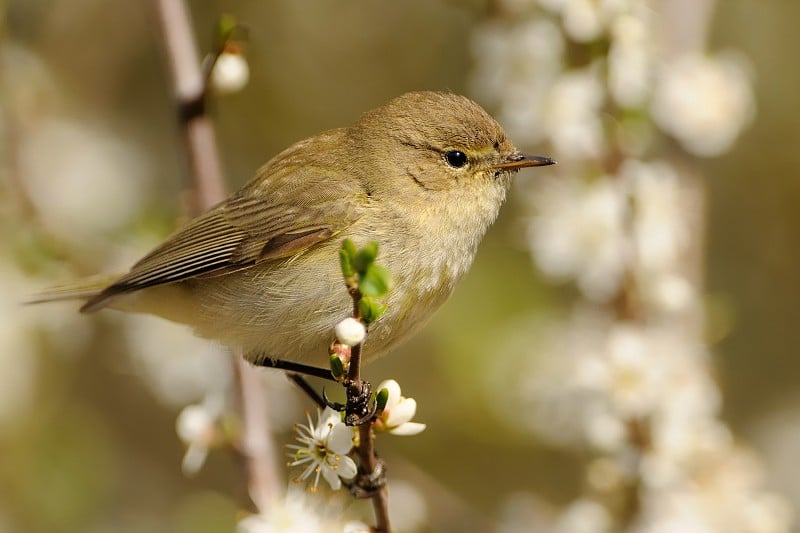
[339,239,392,324]
[215,14,249,50]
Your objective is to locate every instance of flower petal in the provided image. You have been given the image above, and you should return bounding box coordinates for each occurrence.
[386,397,417,427]
[377,379,401,410]
[316,407,340,440]
[337,456,358,480]
[181,443,209,475]
[322,465,342,490]
[389,422,427,436]
[328,422,355,455]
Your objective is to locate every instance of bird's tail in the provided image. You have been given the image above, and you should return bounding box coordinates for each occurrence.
[24,274,119,310]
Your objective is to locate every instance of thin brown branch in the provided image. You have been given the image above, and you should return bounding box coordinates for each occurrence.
[152,0,279,513]
[153,0,226,211]
[342,301,391,531]
[357,424,391,532]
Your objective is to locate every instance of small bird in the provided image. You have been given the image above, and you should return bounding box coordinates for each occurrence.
[33,92,554,365]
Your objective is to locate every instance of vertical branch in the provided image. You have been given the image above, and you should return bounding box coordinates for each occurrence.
[152,0,280,512]
[346,339,392,531]
[153,0,225,210]
[356,423,391,532]
[339,267,391,531]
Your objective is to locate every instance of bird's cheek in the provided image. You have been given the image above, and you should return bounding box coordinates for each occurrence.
[406,165,454,191]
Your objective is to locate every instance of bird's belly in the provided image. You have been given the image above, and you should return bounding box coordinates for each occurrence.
[119,234,476,366]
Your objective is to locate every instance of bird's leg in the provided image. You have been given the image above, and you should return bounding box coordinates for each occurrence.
[252,356,336,381]
[250,357,334,408]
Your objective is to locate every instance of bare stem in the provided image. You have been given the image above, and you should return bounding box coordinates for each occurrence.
[152,0,279,513]
[358,423,391,532]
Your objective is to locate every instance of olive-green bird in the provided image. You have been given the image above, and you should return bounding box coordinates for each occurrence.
[32,91,554,365]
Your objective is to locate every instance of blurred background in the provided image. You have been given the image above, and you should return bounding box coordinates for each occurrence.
[1,1,798,532]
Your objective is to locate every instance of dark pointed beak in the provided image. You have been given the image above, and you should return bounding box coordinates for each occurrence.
[493,153,556,171]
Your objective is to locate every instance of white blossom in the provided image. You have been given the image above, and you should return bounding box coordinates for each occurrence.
[557,499,612,533]
[608,13,654,108]
[652,52,755,157]
[342,522,371,533]
[387,480,428,532]
[374,380,426,436]
[211,52,250,94]
[287,407,357,492]
[561,0,604,42]
[643,273,696,314]
[125,314,233,407]
[634,445,793,533]
[471,19,563,146]
[472,1,780,532]
[538,0,633,43]
[19,118,151,244]
[333,317,366,347]
[175,393,225,475]
[528,175,628,301]
[625,160,688,273]
[237,487,353,533]
[543,67,606,159]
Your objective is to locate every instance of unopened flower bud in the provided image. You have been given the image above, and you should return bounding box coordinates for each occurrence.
[211,52,249,93]
[334,317,366,346]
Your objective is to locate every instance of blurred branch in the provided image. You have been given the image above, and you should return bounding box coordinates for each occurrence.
[152,0,279,513]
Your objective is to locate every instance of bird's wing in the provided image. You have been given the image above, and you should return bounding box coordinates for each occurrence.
[82,139,366,312]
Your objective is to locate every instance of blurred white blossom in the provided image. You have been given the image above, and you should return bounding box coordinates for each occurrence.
[19,118,151,243]
[752,403,800,518]
[624,158,689,271]
[237,487,354,533]
[211,51,250,94]
[527,175,628,301]
[342,522,371,533]
[652,52,755,156]
[175,393,225,475]
[387,479,428,533]
[633,445,793,533]
[287,407,356,492]
[557,499,612,533]
[498,491,560,533]
[507,309,718,450]
[479,2,771,529]
[543,67,606,159]
[608,12,654,108]
[0,263,40,426]
[0,253,94,426]
[470,18,563,146]
[124,314,233,407]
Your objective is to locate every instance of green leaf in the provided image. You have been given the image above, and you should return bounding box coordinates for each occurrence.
[339,247,355,279]
[341,238,357,261]
[217,13,238,42]
[329,354,344,378]
[375,387,389,414]
[353,241,379,273]
[359,298,387,324]
[359,264,391,297]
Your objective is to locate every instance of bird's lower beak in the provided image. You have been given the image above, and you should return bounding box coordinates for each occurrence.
[493,153,556,171]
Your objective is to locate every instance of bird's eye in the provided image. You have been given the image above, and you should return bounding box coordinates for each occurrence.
[444,150,468,168]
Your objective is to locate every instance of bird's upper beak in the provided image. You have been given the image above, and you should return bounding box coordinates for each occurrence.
[493,153,556,171]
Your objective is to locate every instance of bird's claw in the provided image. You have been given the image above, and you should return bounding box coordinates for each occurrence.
[345,379,376,426]
[321,387,346,412]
